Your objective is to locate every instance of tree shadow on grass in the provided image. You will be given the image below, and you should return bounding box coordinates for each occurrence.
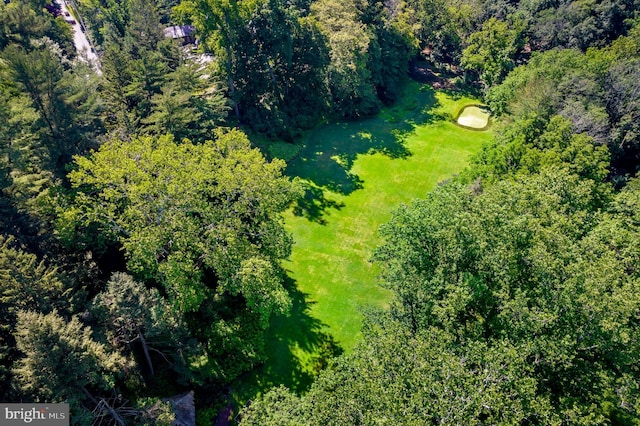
[288,84,440,223]
[233,275,343,400]
[291,182,346,225]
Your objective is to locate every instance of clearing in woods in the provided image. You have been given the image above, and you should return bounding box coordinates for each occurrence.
[233,81,493,404]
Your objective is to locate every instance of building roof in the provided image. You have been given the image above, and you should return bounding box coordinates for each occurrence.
[163,25,195,39]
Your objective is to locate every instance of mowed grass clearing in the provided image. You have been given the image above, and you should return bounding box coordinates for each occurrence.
[232,82,492,403]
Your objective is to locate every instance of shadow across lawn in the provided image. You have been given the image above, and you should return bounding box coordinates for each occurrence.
[287,84,440,223]
[233,275,343,399]
[291,182,346,225]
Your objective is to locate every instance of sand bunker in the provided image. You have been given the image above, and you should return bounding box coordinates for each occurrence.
[456,106,490,129]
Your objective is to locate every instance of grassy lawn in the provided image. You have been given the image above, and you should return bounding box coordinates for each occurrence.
[232,82,493,405]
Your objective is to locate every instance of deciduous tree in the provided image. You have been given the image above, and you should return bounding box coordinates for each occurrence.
[461,17,525,87]
[57,130,300,380]
[241,315,556,425]
[373,168,640,422]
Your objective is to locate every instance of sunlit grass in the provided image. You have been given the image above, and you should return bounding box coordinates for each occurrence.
[232,81,493,405]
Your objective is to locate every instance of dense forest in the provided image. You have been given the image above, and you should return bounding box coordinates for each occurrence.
[1,0,640,423]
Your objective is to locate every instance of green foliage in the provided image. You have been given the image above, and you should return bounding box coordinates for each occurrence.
[0,31,103,190]
[143,82,200,138]
[317,0,417,115]
[405,0,464,64]
[0,0,76,59]
[125,0,165,54]
[0,91,45,191]
[0,236,71,323]
[176,0,330,136]
[13,310,130,409]
[135,398,176,425]
[2,44,67,138]
[311,0,380,117]
[527,0,638,51]
[461,17,525,87]
[0,0,104,288]
[239,385,303,425]
[485,48,595,119]
[84,0,182,135]
[0,235,74,400]
[61,131,297,316]
[234,0,329,138]
[176,0,416,130]
[242,316,556,425]
[363,0,417,105]
[142,63,229,141]
[605,58,640,169]
[173,0,249,121]
[100,45,141,133]
[465,115,611,196]
[91,272,196,381]
[57,131,300,382]
[371,168,640,422]
[189,305,269,383]
[486,32,640,177]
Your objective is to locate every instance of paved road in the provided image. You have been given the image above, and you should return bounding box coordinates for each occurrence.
[54,0,101,74]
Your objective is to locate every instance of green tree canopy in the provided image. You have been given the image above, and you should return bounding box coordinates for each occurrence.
[0,235,73,400]
[311,0,380,117]
[371,169,640,422]
[484,26,640,177]
[241,314,556,425]
[58,130,298,318]
[141,64,229,142]
[13,310,129,411]
[461,17,525,87]
[56,131,300,381]
[91,272,195,380]
[243,169,640,424]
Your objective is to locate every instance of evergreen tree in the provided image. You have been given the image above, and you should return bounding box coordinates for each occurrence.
[91,272,195,380]
[13,310,130,420]
[0,235,72,401]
